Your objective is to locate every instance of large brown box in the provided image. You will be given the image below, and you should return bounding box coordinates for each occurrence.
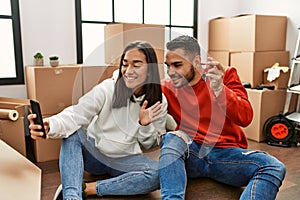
[25,65,83,115]
[104,23,165,79]
[0,140,41,200]
[230,15,287,52]
[33,137,62,162]
[243,89,286,142]
[208,17,231,51]
[0,98,30,156]
[208,15,287,52]
[82,65,119,94]
[208,51,230,66]
[230,51,289,88]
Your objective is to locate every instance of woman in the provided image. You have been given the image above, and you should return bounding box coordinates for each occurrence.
[28,41,167,199]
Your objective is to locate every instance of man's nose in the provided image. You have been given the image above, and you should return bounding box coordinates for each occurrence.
[167,67,175,76]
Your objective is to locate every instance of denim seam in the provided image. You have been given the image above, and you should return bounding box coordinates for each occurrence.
[96,169,150,196]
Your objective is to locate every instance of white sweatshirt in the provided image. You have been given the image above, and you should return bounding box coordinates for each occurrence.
[47,78,167,158]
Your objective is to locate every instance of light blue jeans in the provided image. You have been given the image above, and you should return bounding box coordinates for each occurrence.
[159,132,286,200]
[59,128,159,200]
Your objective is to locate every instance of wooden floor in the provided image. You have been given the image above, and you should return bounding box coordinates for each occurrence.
[35,140,300,200]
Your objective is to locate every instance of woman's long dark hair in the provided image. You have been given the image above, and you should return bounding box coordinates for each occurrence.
[112,41,162,108]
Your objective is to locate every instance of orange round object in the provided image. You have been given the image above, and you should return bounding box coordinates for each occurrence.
[271,123,289,139]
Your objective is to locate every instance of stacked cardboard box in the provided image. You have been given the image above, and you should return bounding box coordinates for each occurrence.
[104,23,165,80]
[0,97,30,156]
[208,14,290,142]
[209,14,289,88]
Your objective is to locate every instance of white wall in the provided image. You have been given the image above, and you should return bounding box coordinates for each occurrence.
[0,0,76,98]
[1,0,300,98]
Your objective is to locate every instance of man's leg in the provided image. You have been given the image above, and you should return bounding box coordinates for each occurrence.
[206,148,286,200]
[159,131,191,200]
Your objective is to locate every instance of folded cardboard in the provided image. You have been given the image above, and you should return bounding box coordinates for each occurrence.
[208,14,287,52]
[243,89,286,142]
[0,98,30,156]
[0,140,41,200]
[25,65,83,115]
[104,23,165,79]
[231,51,289,88]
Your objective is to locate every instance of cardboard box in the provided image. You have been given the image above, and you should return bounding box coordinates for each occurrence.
[30,113,62,162]
[0,98,30,156]
[104,23,165,79]
[243,89,286,142]
[230,51,289,88]
[0,140,41,200]
[33,138,62,162]
[82,65,119,94]
[263,68,290,89]
[25,65,83,115]
[208,51,230,66]
[208,17,231,51]
[208,15,287,52]
[230,14,287,52]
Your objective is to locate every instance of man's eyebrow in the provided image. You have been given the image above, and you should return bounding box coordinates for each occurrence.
[171,61,183,65]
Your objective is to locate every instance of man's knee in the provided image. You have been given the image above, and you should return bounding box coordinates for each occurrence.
[162,131,190,145]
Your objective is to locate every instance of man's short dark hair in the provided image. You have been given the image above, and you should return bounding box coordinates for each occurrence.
[166,35,201,57]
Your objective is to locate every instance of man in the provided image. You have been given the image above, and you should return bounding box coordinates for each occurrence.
[159,35,286,200]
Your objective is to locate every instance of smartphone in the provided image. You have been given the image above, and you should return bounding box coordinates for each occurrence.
[30,99,46,138]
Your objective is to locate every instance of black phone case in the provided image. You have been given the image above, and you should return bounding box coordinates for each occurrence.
[30,99,46,138]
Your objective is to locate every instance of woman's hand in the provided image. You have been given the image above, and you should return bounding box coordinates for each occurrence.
[27,114,50,140]
[139,100,162,126]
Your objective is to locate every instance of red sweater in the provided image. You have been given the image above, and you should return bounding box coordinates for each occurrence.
[162,67,253,149]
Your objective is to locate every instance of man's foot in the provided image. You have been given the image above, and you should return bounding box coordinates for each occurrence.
[53,184,63,200]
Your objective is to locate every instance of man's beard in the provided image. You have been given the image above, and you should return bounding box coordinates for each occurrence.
[170,65,195,88]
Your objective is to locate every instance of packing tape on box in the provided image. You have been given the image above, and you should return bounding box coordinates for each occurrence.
[0,109,19,121]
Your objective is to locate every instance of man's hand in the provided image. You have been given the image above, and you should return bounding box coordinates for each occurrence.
[139,100,162,126]
[205,57,225,97]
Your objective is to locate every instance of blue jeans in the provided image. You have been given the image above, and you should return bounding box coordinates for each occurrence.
[159,132,286,200]
[59,128,159,200]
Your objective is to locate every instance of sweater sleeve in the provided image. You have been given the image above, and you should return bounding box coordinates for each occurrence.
[215,67,253,127]
[47,80,110,138]
[137,94,168,149]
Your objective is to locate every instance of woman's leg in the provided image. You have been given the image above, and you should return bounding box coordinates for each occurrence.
[79,133,160,196]
[59,129,86,199]
[83,148,159,196]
